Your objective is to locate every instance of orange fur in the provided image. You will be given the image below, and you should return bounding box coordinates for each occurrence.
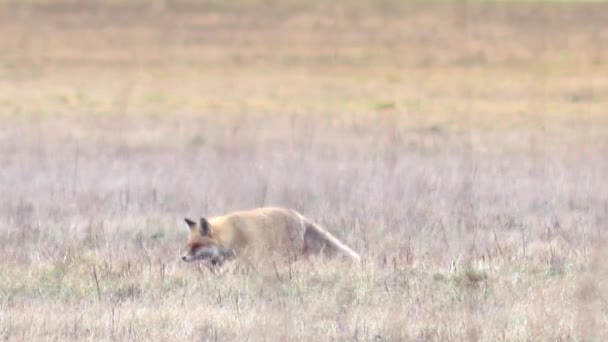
[181,207,360,265]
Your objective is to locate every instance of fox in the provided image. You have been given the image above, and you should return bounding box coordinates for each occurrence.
[181,207,360,266]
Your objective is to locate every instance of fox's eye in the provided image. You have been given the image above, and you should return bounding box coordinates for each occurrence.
[188,243,202,252]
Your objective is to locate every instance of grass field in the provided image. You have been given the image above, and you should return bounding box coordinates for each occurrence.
[1,1,608,340]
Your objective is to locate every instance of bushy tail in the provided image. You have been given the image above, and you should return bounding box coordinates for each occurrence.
[303,219,361,262]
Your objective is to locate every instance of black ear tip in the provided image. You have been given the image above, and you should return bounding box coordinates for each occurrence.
[184,218,196,226]
[200,217,211,235]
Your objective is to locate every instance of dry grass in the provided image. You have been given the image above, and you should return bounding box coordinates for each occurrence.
[1,1,608,340]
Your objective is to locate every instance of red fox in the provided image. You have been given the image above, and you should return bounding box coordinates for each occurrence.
[181,207,360,266]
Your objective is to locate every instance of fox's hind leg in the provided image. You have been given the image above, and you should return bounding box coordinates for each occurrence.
[301,243,309,256]
[302,223,327,257]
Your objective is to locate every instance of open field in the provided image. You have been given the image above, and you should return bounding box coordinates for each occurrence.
[1,1,608,340]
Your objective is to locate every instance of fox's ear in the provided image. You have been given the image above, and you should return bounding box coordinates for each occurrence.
[184,218,196,230]
[200,217,212,236]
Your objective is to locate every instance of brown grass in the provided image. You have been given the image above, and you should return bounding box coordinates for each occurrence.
[1,1,608,340]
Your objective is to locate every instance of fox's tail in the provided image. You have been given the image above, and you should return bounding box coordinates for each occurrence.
[302,217,361,262]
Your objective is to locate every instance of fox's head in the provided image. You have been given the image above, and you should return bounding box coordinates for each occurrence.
[181,217,234,266]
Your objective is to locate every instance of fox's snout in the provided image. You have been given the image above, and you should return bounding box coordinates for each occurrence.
[181,244,229,264]
[181,253,224,267]
[181,253,195,262]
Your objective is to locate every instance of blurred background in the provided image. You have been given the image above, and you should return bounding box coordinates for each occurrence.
[0,0,607,340]
[2,0,606,212]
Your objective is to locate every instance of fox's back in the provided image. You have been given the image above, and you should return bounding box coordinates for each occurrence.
[209,207,305,255]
